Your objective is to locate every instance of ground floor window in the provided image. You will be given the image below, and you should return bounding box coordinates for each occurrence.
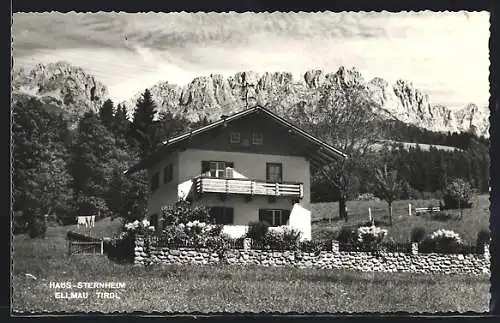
[258,209,290,227]
[209,207,234,225]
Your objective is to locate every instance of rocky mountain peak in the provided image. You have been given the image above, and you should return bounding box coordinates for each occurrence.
[12,61,489,138]
[12,61,110,125]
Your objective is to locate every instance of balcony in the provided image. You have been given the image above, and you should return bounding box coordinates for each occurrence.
[194,176,304,199]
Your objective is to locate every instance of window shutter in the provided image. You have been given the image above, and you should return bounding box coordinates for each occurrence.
[283,210,291,225]
[201,161,210,174]
[258,209,265,222]
[226,208,234,224]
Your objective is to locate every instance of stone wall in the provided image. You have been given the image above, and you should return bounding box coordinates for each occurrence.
[134,237,490,275]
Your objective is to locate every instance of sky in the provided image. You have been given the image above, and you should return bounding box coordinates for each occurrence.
[12,11,490,109]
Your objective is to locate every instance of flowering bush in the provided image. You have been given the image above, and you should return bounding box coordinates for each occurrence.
[419,229,464,254]
[155,221,225,249]
[259,227,302,250]
[160,200,212,226]
[356,225,388,252]
[124,218,155,235]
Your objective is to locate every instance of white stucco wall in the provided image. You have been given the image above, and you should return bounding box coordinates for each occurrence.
[147,148,312,230]
[178,149,310,205]
[147,151,180,222]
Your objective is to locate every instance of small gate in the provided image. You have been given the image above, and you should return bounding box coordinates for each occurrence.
[68,240,104,256]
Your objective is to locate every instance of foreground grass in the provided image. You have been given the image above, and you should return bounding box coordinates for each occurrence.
[311,194,490,243]
[12,228,490,313]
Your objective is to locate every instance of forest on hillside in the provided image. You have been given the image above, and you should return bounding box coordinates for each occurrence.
[12,85,490,232]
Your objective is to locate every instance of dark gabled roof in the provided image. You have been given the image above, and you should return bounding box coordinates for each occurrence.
[124,105,347,175]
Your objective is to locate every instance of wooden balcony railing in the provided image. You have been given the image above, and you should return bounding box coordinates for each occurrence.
[194,176,304,199]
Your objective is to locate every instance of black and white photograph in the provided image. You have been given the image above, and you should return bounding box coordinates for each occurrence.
[11,11,492,313]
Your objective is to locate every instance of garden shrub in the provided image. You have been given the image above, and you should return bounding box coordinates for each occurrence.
[336,226,358,245]
[262,230,285,250]
[107,219,155,263]
[419,229,464,254]
[28,216,47,239]
[410,227,426,243]
[476,229,490,248]
[246,221,270,241]
[442,178,473,210]
[299,239,328,254]
[160,200,212,226]
[356,225,388,252]
[281,227,302,249]
[106,232,135,263]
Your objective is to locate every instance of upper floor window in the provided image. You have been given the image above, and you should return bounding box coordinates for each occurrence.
[259,209,290,227]
[201,160,234,178]
[163,164,173,184]
[252,132,264,145]
[266,163,283,182]
[151,172,160,192]
[230,132,241,144]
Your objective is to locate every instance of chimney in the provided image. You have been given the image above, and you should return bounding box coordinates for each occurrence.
[221,115,228,127]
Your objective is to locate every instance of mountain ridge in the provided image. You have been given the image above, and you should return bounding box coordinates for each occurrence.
[11,62,489,138]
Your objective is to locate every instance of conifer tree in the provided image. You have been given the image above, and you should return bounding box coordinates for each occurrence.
[130,89,158,157]
[99,99,115,131]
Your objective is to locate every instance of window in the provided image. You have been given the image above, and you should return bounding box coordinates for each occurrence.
[252,132,264,145]
[201,161,234,178]
[163,164,173,184]
[259,209,290,227]
[210,207,234,225]
[230,132,241,144]
[151,172,159,192]
[266,163,283,182]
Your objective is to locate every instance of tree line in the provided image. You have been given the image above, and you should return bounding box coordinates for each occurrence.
[12,86,490,234]
[12,89,204,233]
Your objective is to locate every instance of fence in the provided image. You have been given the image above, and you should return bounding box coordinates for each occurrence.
[418,243,482,255]
[140,234,486,256]
[339,241,414,253]
[67,230,102,242]
[149,236,245,249]
[68,240,104,256]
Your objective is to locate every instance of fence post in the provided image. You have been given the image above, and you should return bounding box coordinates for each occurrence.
[101,240,104,255]
[243,238,251,251]
[409,204,412,216]
[368,208,372,222]
[411,242,418,255]
[68,241,71,256]
[331,240,340,254]
[484,244,490,260]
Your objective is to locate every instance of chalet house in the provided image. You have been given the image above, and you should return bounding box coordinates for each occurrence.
[124,106,347,240]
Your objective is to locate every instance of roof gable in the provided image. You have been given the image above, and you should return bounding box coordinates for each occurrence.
[124,106,347,174]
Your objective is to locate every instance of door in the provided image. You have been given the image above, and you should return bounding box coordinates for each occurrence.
[266,163,283,182]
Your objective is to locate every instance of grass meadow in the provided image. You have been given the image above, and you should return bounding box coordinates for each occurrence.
[12,205,491,313]
[311,194,490,244]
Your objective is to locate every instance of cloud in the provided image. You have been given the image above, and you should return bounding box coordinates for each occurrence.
[12,11,490,108]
